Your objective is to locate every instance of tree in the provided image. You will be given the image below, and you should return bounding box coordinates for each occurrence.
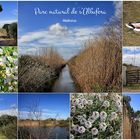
[8,22,17,39]
[0,5,3,12]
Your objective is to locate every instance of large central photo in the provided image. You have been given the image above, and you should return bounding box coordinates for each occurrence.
[18,1,122,93]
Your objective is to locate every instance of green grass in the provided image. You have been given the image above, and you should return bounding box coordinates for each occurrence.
[123,1,140,46]
[0,133,7,139]
[123,84,140,92]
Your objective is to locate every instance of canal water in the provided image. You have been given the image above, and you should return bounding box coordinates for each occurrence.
[52,65,76,92]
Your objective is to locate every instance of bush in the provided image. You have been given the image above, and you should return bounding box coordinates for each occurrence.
[8,23,17,39]
[18,48,65,92]
[0,115,17,139]
[70,93,122,139]
[0,47,18,92]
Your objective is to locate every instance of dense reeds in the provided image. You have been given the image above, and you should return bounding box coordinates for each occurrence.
[68,23,122,92]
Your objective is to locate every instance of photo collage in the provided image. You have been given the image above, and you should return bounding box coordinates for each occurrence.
[0,1,140,139]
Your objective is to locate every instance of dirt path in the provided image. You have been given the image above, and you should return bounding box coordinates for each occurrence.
[52,65,76,92]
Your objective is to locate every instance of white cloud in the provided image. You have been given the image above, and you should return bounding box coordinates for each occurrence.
[19,23,103,59]
[123,47,140,67]
[0,20,17,28]
[49,23,68,35]
[0,109,18,116]
[114,1,122,18]
[10,104,17,108]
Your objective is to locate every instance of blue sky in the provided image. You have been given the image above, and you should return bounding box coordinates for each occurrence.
[19,1,120,59]
[18,94,70,120]
[0,1,17,27]
[0,94,17,110]
[19,1,114,34]
[123,47,140,67]
[0,94,17,116]
[123,93,140,111]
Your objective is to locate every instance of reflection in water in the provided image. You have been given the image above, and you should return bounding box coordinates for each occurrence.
[52,65,75,92]
[20,126,69,139]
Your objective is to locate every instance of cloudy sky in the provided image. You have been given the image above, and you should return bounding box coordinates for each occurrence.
[18,94,70,120]
[0,94,17,116]
[0,1,17,27]
[19,1,121,59]
[123,47,140,67]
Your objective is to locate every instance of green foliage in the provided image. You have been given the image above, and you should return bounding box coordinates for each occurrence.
[0,47,18,92]
[0,115,17,139]
[0,5,3,12]
[123,96,134,118]
[8,23,17,39]
[71,93,122,139]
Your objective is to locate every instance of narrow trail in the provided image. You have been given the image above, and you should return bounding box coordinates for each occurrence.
[52,65,76,92]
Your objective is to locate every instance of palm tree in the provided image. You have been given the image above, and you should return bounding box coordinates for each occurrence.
[0,5,3,12]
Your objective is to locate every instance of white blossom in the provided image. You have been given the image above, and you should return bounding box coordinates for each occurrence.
[91,127,98,136]
[78,126,86,134]
[84,121,92,128]
[110,112,118,121]
[71,106,76,113]
[100,111,107,121]
[92,111,99,119]
[102,100,110,108]
[99,122,107,131]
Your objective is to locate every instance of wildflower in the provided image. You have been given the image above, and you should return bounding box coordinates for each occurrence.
[83,114,86,118]
[80,98,88,105]
[78,126,86,134]
[8,86,14,91]
[71,106,76,113]
[70,134,74,139]
[115,101,122,112]
[92,111,99,119]
[80,117,86,125]
[0,48,3,54]
[110,112,118,121]
[100,111,107,121]
[72,99,79,106]
[72,124,79,131]
[88,100,93,105]
[99,122,107,131]
[78,103,84,109]
[102,100,110,108]
[7,56,13,62]
[77,93,84,98]
[84,121,92,128]
[101,93,108,96]
[88,116,96,123]
[13,52,18,56]
[91,128,98,135]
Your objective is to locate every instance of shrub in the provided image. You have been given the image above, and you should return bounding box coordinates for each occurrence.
[18,48,65,92]
[70,93,122,139]
[0,47,18,92]
[8,23,17,39]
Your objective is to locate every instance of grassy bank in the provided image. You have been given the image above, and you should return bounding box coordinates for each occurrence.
[18,48,65,92]
[68,25,122,92]
[18,119,69,127]
[123,1,140,46]
[123,85,140,92]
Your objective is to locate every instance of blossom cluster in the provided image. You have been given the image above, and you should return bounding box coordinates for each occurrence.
[0,47,18,92]
[70,93,122,139]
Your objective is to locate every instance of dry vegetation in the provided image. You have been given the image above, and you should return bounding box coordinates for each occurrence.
[18,48,65,92]
[123,1,140,46]
[68,24,122,92]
